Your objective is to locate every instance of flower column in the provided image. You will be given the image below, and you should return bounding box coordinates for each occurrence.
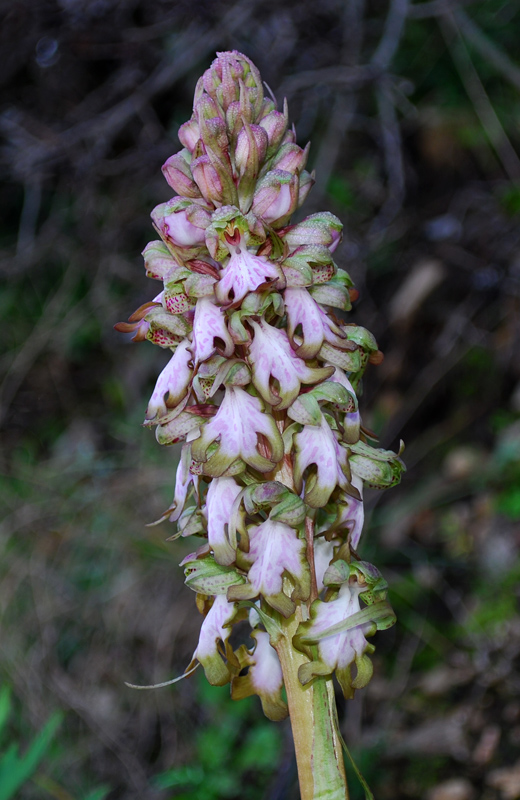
[117,51,405,800]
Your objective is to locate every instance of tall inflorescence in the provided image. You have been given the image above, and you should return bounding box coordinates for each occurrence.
[117,51,404,721]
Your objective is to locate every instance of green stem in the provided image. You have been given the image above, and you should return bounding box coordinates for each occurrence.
[274,604,349,800]
[272,416,349,799]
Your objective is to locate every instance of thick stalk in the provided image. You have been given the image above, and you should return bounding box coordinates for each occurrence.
[272,414,348,799]
[274,604,348,800]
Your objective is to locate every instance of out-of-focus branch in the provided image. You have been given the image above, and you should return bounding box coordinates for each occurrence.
[277,64,378,97]
[371,0,409,70]
[440,13,520,181]
[408,0,476,19]
[369,79,405,239]
[368,0,409,239]
[452,7,520,93]
[410,2,520,92]
[0,0,258,177]
[309,0,367,204]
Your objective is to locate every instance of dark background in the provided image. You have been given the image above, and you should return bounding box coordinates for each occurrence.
[1,1,520,798]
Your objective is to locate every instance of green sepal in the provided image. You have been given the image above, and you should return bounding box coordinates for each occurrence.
[343,325,378,352]
[349,440,406,489]
[240,289,285,318]
[156,412,206,445]
[287,381,355,425]
[318,341,362,372]
[174,506,206,539]
[209,359,251,395]
[227,582,296,618]
[183,272,217,299]
[282,421,301,454]
[184,555,246,595]
[229,311,251,344]
[309,271,353,310]
[283,244,335,272]
[242,481,307,527]
[199,649,232,687]
[142,240,184,282]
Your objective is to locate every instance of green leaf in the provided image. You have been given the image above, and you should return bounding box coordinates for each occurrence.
[0,689,11,742]
[152,764,204,789]
[0,712,62,800]
[82,786,112,800]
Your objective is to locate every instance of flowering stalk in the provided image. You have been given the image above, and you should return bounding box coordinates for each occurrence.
[117,51,405,800]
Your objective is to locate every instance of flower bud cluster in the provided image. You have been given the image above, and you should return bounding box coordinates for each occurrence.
[117,51,404,715]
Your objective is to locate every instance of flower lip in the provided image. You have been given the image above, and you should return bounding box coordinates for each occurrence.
[190,386,284,476]
[215,235,281,305]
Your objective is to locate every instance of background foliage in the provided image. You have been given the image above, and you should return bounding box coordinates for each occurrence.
[1,1,520,798]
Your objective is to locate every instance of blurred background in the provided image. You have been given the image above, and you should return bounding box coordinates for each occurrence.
[1,1,520,798]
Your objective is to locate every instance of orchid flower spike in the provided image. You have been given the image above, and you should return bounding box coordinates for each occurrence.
[118,49,405,800]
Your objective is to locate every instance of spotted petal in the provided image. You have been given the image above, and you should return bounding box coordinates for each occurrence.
[191,387,283,476]
[223,518,308,614]
[215,247,281,304]
[194,595,237,686]
[284,287,345,358]
[248,320,333,409]
[145,339,193,423]
[293,416,350,507]
[206,477,242,565]
[191,296,234,364]
[296,584,375,698]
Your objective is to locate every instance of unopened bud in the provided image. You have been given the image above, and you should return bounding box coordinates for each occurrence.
[178,118,200,151]
[202,51,263,117]
[191,155,224,206]
[162,150,201,198]
[258,103,289,157]
[235,124,268,177]
[252,170,298,226]
[271,142,310,174]
[151,200,210,248]
[283,212,343,252]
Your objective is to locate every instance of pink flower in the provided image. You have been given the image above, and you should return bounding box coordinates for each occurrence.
[206,477,242,565]
[230,628,288,720]
[151,202,209,248]
[191,296,234,364]
[248,319,332,409]
[306,584,372,674]
[191,386,283,476]
[293,415,350,507]
[194,594,237,685]
[215,235,281,304]
[247,518,307,598]
[145,339,193,423]
[284,287,345,358]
